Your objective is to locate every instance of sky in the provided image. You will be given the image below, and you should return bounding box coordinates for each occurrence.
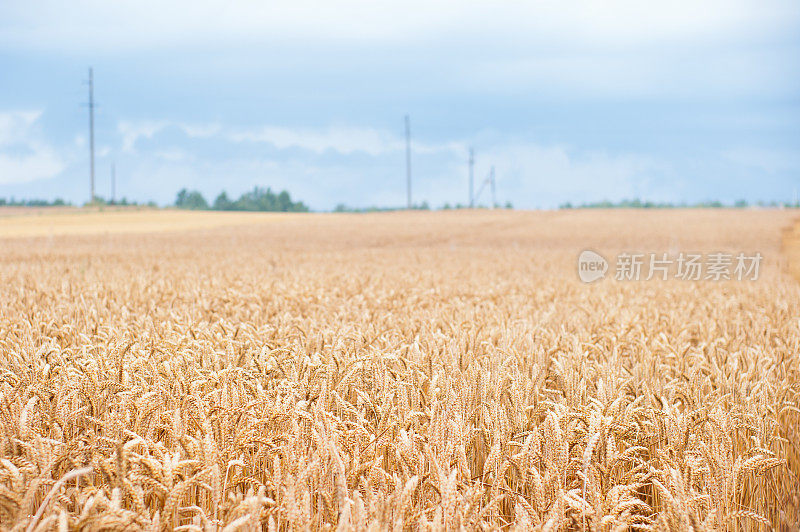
[0,0,799,209]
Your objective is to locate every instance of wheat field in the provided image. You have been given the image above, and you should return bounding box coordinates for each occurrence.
[1,209,798,531]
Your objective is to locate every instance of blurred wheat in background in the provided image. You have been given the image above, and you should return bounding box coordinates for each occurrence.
[1,209,798,530]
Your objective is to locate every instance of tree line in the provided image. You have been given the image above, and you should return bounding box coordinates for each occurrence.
[174,187,309,212]
[0,197,157,207]
[0,197,71,207]
[333,201,514,212]
[558,198,788,209]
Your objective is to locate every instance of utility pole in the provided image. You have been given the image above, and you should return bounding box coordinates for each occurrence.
[405,115,411,209]
[490,166,496,208]
[468,148,474,208]
[88,67,95,203]
[111,163,116,204]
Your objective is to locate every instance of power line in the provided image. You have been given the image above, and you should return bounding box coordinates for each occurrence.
[405,115,411,209]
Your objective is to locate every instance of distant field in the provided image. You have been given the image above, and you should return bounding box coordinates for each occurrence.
[1,209,798,530]
[0,207,298,238]
[783,218,800,284]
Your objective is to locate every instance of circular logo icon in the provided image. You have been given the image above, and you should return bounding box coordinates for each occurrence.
[578,250,608,283]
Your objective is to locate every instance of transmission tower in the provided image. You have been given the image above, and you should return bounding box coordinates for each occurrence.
[490,166,496,208]
[405,115,411,209]
[473,166,496,208]
[468,148,474,208]
[87,68,95,203]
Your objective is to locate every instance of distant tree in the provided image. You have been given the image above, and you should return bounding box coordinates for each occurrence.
[207,187,309,212]
[175,188,208,210]
[213,191,234,211]
[504,201,513,209]
[734,199,748,208]
[290,200,309,212]
[237,187,271,211]
[171,185,307,212]
[277,190,292,211]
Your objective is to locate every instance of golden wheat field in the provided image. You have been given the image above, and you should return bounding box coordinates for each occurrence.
[1,208,799,531]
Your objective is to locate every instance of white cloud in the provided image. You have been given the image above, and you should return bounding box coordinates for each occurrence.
[2,108,788,207]
[467,48,798,98]
[2,0,797,51]
[721,147,800,174]
[117,120,169,153]
[181,124,221,138]
[471,143,663,207]
[154,149,192,162]
[117,120,464,157]
[117,121,223,153]
[109,118,669,208]
[108,117,689,208]
[0,110,66,185]
[228,126,401,156]
[0,152,64,185]
[229,125,462,156]
[0,110,42,144]
[3,1,796,103]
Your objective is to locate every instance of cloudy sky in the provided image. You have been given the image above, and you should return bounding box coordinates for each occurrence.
[1,1,798,209]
